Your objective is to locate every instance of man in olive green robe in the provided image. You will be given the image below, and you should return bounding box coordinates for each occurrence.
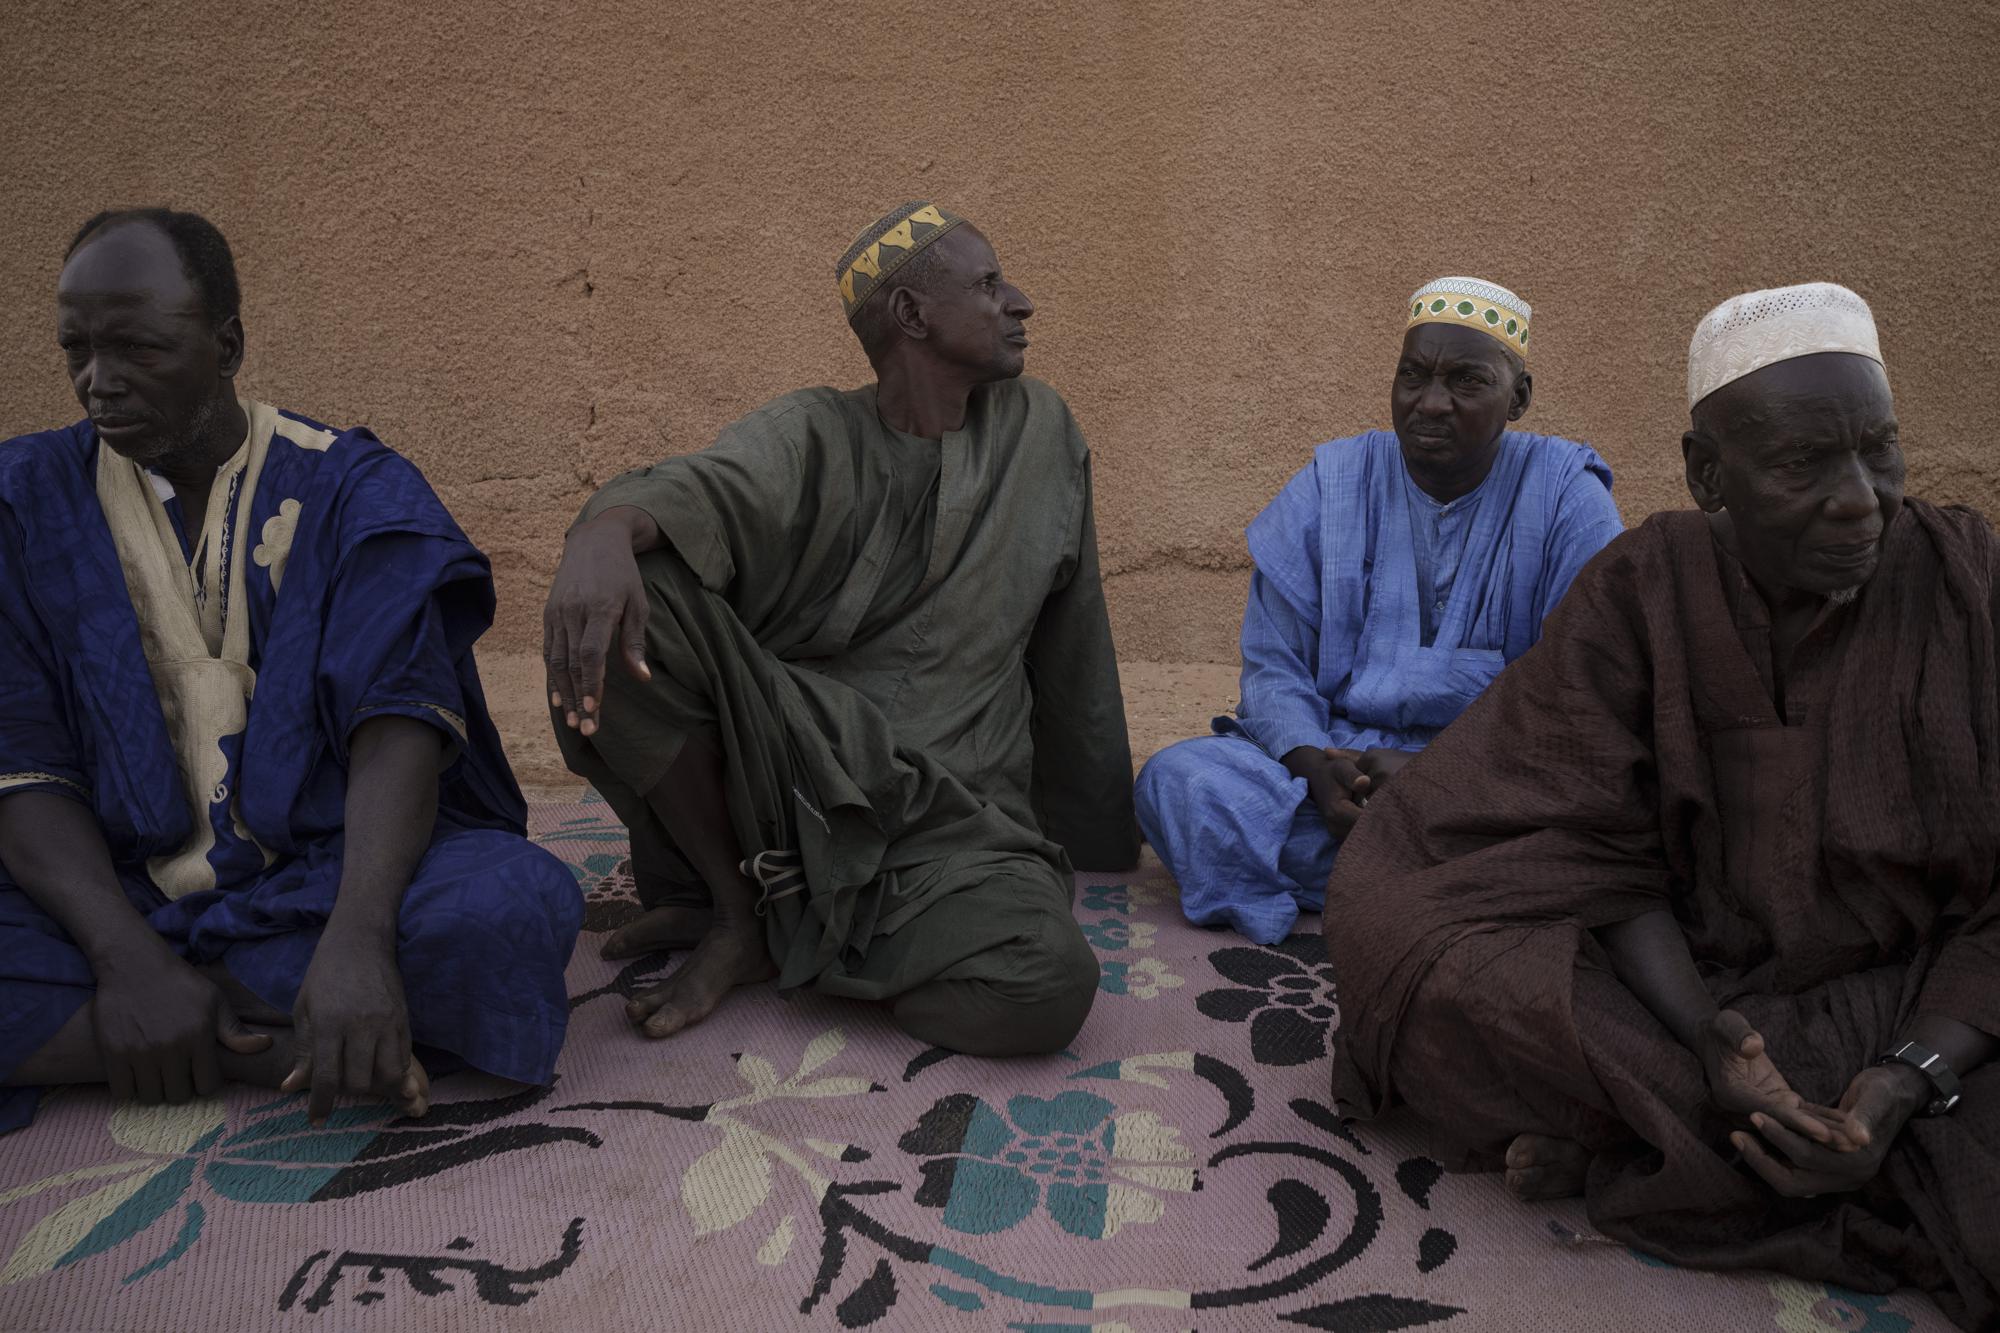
[544,202,1137,1055]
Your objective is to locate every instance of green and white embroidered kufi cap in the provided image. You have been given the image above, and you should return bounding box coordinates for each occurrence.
[1408,277,1532,358]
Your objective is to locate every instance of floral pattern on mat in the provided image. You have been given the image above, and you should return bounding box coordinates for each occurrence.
[1196,935,1339,1067]
[0,792,1956,1331]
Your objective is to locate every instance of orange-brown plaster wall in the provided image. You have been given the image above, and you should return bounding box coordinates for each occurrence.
[4,1,1996,673]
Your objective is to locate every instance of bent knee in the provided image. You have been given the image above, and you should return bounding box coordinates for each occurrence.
[411,832,584,953]
[1136,736,1288,822]
[1004,916,1100,1051]
[893,909,1100,1057]
[1134,737,1218,810]
[968,914,1099,1055]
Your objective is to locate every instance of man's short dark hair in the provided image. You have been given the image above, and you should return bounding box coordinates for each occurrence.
[65,208,241,327]
[849,242,948,365]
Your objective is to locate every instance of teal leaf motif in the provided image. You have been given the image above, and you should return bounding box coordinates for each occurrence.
[220,1103,388,1146]
[931,1283,984,1311]
[121,1201,206,1283]
[218,1130,377,1165]
[56,1158,196,1272]
[203,1161,343,1204]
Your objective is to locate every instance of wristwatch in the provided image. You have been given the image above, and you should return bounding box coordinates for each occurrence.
[1878,1041,1962,1116]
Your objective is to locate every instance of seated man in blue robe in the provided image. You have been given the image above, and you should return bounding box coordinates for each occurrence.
[0,208,582,1132]
[1136,278,1625,943]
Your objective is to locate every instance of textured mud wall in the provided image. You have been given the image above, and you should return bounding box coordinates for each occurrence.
[4,1,1995,669]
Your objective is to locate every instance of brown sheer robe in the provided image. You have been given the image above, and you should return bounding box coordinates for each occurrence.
[1324,504,2000,1328]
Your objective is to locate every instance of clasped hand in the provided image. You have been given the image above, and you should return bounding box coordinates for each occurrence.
[1699,1009,1914,1197]
[1295,746,1414,838]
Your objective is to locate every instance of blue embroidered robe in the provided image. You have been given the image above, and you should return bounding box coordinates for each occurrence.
[0,406,580,1130]
[1136,429,1623,943]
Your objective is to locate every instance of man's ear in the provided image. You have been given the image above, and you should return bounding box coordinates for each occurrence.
[889,286,928,342]
[1684,429,1726,512]
[1507,367,1533,421]
[214,315,246,379]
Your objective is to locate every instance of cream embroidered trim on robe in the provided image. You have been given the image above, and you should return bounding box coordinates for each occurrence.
[96,399,281,898]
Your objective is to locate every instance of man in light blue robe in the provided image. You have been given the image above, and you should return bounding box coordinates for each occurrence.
[1136,278,1624,943]
[0,209,581,1131]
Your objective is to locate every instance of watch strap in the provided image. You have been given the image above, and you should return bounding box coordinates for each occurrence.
[1879,1040,1962,1116]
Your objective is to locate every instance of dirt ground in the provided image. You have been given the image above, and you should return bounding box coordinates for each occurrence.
[482,650,1239,796]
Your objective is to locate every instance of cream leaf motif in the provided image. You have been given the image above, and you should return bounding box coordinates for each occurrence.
[251,498,303,591]
[109,1098,227,1156]
[755,1215,796,1266]
[680,1125,775,1237]
[0,1169,167,1285]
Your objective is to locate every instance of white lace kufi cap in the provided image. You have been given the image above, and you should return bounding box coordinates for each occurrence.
[1686,282,1884,410]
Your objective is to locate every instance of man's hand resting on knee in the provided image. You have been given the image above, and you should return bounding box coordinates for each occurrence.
[545,506,660,736]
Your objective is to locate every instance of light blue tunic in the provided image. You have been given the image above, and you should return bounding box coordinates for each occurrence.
[1136,429,1623,942]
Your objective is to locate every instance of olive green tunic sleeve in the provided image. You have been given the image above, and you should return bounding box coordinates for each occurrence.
[577,410,804,593]
[1027,454,1140,872]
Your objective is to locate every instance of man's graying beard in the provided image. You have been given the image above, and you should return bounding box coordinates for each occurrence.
[1827,585,1860,606]
[127,394,219,469]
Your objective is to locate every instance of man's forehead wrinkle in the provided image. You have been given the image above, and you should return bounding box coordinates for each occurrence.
[1402,345,1505,375]
[55,292,206,333]
[58,288,198,311]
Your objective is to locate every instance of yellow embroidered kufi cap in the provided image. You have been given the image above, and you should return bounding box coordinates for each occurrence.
[1407,276,1532,358]
[836,202,966,322]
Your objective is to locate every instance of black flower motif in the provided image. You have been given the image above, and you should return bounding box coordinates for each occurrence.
[1195,933,1338,1067]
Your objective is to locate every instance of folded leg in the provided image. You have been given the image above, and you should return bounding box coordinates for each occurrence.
[0,866,172,1131]
[555,547,1091,1052]
[175,824,583,1088]
[1135,734,1335,944]
[1379,924,2000,1325]
[852,856,1097,1057]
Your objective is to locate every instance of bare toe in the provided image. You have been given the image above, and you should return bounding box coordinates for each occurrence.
[1503,1134,1589,1201]
[623,926,775,1041]
[624,981,675,1026]
[397,1057,431,1118]
[642,989,719,1040]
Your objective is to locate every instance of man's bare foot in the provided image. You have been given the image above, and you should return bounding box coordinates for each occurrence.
[625,923,775,1039]
[1504,1134,1589,1200]
[601,905,714,960]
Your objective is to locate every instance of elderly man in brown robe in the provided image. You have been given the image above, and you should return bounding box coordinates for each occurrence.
[1324,282,1998,1327]
[543,202,1137,1056]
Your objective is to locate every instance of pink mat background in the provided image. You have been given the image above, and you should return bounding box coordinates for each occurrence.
[0,793,1952,1331]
